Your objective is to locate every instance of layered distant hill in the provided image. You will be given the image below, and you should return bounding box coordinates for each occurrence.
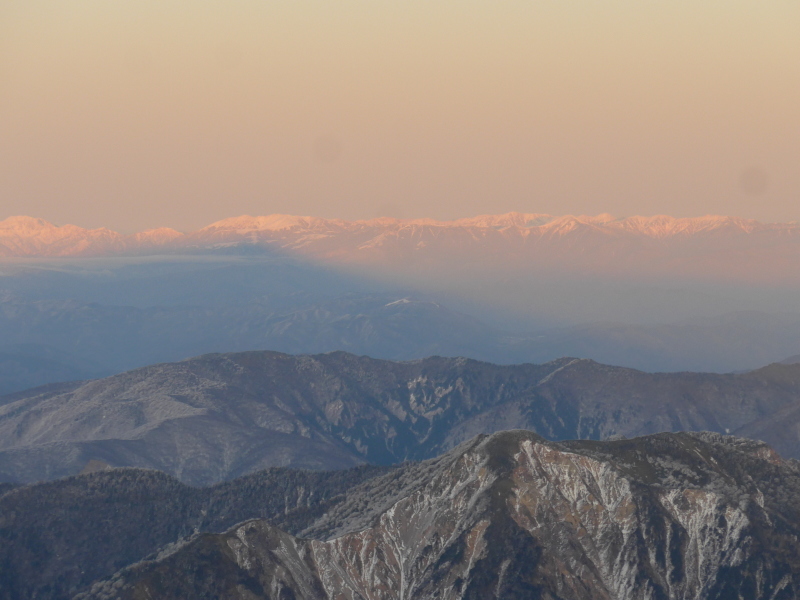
[3,292,800,394]
[4,350,800,486]
[3,212,800,385]
[3,212,800,283]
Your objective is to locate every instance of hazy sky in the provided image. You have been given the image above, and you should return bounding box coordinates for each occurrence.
[1,1,798,233]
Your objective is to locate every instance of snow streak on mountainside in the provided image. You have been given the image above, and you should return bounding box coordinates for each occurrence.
[3,213,800,282]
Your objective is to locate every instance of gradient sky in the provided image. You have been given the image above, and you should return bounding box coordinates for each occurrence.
[1,1,798,233]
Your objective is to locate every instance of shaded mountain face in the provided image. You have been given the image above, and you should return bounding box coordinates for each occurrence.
[79,431,800,600]
[3,350,800,485]
[0,464,390,600]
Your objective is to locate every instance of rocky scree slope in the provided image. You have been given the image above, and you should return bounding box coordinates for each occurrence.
[0,464,390,600]
[3,351,800,484]
[80,430,800,600]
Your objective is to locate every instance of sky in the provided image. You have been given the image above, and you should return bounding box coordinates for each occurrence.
[1,1,798,233]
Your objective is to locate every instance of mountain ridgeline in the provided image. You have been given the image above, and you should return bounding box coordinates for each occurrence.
[4,213,800,287]
[4,290,800,396]
[4,212,800,385]
[10,431,797,600]
[0,464,391,600]
[3,350,800,485]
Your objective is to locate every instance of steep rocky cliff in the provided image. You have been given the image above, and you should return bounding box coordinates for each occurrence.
[80,431,800,600]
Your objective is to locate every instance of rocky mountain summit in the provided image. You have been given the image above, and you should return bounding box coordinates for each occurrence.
[3,351,800,485]
[79,431,800,600]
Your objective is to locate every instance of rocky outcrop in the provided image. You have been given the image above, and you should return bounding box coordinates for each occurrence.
[79,431,800,600]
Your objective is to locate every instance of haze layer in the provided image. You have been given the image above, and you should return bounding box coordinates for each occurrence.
[1,1,798,231]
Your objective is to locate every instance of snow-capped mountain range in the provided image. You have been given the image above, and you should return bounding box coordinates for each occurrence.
[3,212,800,281]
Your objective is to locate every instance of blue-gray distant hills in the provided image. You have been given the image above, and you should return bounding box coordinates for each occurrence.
[6,219,800,599]
[3,288,800,395]
[3,350,800,486]
[4,212,800,387]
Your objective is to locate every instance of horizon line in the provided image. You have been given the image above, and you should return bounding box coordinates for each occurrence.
[3,211,800,236]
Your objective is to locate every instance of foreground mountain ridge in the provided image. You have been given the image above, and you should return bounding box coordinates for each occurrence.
[78,430,800,600]
[0,464,392,600]
[3,350,800,485]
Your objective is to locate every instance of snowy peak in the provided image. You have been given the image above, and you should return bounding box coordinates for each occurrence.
[0,215,58,233]
[129,228,184,245]
[0,217,191,257]
[614,214,760,237]
[194,212,783,237]
[0,215,106,238]
[2,213,800,281]
[449,211,555,228]
[200,214,343,233]
[0,216,124,257]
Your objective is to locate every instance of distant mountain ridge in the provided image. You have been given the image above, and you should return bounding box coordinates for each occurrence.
[2,213,797,256]
[4,350,800,486]
[5,212,790,256]
[3,291,800,395]
[0,215,181,257]
[5,212,800,284]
